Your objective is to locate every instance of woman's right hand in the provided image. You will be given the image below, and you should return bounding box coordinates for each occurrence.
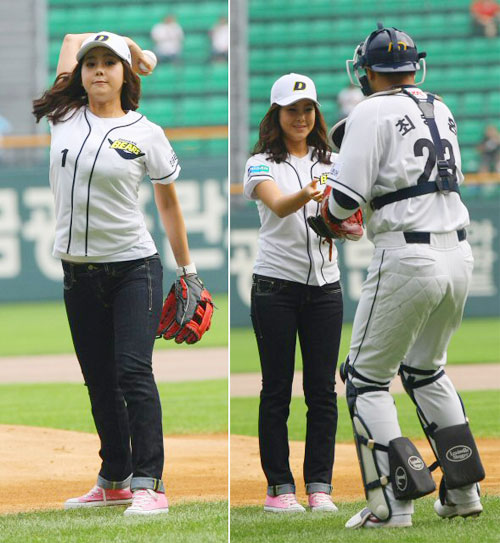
[255,178,324,218]
[304,179,322,203]
[124,38,151,75]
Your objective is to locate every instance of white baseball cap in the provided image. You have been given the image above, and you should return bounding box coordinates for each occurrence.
[270,73,320,106]
[77,31,132,65]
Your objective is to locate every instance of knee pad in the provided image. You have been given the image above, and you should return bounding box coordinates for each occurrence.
[347,381,435,521]
[400,365,485,500]
[433,422,485,489]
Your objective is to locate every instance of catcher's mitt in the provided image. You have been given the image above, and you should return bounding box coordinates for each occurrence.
[156,274,214,345]
[307,186,364,243]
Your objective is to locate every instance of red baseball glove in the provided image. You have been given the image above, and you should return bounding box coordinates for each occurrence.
[307,186,364,242]
[156,274,214,345]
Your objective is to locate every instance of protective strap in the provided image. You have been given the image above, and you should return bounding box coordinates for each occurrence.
[371,182,460,210]
[428,460,440,472]
[400,364,443,376]
[401,369,445,390]
[357,385,390,395]
[370,90,460,211]
[357,434,389,453]
[406,91,458,192]
[345,363,391,387]
[366,476,390,490]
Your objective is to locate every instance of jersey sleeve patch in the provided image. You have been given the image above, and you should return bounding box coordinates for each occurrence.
[248,165,270,175]
[244,158,274,200]
[329,161,342,180]
[146,125,180,184]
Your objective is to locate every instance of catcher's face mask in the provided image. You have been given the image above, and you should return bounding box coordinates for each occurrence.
[346,23,427,96]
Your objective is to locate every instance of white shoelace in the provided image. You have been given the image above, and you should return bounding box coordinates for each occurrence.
[311,493,333,506]
[130,489,157,508]
[279,493,299,505]
[82,486,102,498]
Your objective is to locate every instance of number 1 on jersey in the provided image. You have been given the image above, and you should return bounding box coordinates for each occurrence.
[61,148,69,167]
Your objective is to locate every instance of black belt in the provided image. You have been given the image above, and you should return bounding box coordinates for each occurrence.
[403,229,466,244]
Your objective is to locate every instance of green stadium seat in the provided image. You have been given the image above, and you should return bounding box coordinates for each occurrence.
[319,102,339,126]
[487,91,500,115]
[181,66,207,93]
[206,64,228,92]
[205,96,228,124]
[461,147,480,174]
[183,35,211,62]
[250,76,276,100]
[459,120,486,144]
[250,102,268,128]
[335,19,358,41]
[139,99,177,127]
[441,93,460,115]
[462,93,487,116]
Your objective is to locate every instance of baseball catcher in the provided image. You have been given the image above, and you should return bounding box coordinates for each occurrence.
[157,272,214,344]
[326,23,485,530]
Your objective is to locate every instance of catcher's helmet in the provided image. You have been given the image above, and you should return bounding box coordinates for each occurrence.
[347,23,427,95]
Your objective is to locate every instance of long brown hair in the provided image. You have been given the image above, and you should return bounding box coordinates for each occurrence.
[252,102,331,164]
[32,59,141,124]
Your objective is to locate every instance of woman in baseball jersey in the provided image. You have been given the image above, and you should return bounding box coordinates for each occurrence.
[243,73,343,513]
[32,31,197,515]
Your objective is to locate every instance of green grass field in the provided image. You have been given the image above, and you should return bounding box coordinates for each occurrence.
[231,389,500,442]
[230,317,500,373]
[0,379,227,435]
[0,501,228,543]
[0,294,228,357]
[230,496,499,543]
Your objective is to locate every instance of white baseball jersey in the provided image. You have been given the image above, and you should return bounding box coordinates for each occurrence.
[244,149,340,286]
[327,87,469,240]
[49,106,180,261]
[338,87,480,515]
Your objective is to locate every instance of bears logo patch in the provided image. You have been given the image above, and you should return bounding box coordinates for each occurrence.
[108,138,145,160]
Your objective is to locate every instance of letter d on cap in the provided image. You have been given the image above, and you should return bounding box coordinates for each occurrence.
[95,34,109,42]
[293,81,306,91]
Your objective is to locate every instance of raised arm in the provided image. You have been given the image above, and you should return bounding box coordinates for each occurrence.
[56,34,94,76]
[56,33,154,77]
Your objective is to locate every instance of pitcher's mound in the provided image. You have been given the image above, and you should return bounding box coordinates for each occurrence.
[0,425,227,514]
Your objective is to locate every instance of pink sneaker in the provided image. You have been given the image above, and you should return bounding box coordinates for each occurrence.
[308,492,338,512]
[264,493,306,513]
[123,489,169,516]
[64,485,133,509]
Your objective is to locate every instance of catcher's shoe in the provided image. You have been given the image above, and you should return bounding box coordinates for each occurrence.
[64,485,133,509]
[264,493,306,513]
[434,499,483,519]
[123,489,169,516]
[346,508,412,529]
[308,492,339,512]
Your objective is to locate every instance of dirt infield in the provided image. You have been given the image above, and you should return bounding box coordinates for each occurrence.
[0,348,228,384]
[230,435,500,506]
[231,363,500,397]
[0,425,227,514]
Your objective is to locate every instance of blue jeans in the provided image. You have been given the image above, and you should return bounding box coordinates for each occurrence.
[62,254,165,492]
[251,274,343,496]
